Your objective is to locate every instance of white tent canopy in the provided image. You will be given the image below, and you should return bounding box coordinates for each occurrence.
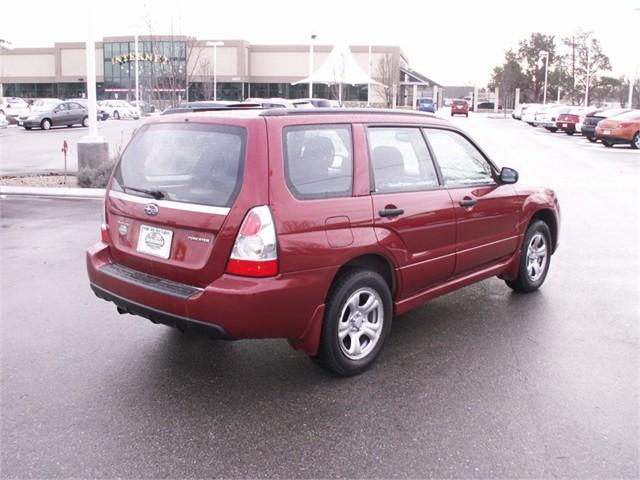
[293,44,381,102]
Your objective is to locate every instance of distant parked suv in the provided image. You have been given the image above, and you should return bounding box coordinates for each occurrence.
[87,108,561,376]
[451,99,469,117]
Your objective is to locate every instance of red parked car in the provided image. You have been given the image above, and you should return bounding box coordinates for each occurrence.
[87,109,561,376]
[451,99,469,117]
[556,107,598,135]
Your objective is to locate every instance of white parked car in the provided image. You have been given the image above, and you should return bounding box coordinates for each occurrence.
[98,100,140,120]
[534,105,572,131]
[521,104,542,125]
[0,112,8,129]
[0,97,29,120]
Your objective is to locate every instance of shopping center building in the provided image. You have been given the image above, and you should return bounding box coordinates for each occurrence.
[0,36,441,107]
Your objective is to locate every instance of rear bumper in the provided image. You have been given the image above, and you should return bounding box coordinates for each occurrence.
[595,129,633,143]
[86,242,331,353]
[90,283,233,339]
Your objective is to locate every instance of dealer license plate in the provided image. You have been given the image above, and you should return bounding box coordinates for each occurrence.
[562,123,567,128]
[604,129,611,135]
[137,225,173,259]
[18,121,23,125]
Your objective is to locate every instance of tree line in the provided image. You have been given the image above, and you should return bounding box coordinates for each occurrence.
[489,30,638,108]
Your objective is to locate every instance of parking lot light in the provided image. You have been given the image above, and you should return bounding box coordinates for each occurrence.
[539,51,549,104]
[309,34,317,99]
[206,41,224,101]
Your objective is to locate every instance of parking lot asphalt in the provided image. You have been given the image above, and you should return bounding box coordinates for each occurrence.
[1,115,638,478]
[0,119,143,175]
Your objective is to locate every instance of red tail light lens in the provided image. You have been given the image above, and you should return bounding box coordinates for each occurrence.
[226,206,278,278]
[618,122,631,128]
[100,198,109,243]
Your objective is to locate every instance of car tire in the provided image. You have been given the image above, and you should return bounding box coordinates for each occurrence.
[587,136,597,143]
[603,140,613,147]
[313,269,393,376]
[544,127,558,132]
[41,119,52,130]
[565,130,575,136]
[506,220,552,293]
[113,111,120,120]
[632,132,640,150]
[82,116,89,127]
[465,113,468,117]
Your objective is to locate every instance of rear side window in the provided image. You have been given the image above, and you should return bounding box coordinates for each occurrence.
[367,127,439,193]
[113,123,245,208]
[284,125,353,200]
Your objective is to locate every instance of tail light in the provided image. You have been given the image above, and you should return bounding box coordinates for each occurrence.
[226,206,278,277]
[618,122,631,128]
[100,198,109,243]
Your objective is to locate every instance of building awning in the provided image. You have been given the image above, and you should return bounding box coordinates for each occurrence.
[293,44,381,86]
[400,67,442,87]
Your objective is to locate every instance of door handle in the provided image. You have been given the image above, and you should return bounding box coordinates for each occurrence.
[379,207,405,218]
[459,197,477,208]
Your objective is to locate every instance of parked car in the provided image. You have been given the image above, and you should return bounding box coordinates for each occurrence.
[0,97,29,120]
[535,105,572,132]
[86,108,561,376]
[252,98,314,109]
[17,99,88,130]
[303,98,341,108]
[512,103,528,120]
[0,112,8,129]
[98,100,140,120]
[161,101,248,115]
[450,99,469,117]
[476,101,502,110]
[521,104,542,125]
[556,107,597,135]
[594,110,640,148]
[581,108,631,143]
[416,98,436,113]
[72,98,109,121]
[131,100,156,115]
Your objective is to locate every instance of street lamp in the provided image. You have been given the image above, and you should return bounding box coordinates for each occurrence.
[308,34,317,99]
[206,41,224,101]
[539,50,549,104]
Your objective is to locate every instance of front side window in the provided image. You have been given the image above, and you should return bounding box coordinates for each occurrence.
[368,127,439,193]
[423,129,494,186]
[113,123,246,207]
[284,125,353,200]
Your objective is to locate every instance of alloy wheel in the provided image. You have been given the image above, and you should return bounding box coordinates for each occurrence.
[526,233,548,282]
[337,287,384,360]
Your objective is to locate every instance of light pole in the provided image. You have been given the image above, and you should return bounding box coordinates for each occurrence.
[367,44,372,107]
[0,39,13,97]
[584,45,591,106]
[308,34,316,99]
[134,32,140,111]
[206,41,224,101]
[539,50,549,104]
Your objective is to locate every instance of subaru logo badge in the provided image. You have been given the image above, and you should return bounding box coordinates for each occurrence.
[144,203,159,216]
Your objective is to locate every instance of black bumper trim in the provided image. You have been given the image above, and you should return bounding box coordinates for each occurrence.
[90,283,234,340]
[99,263,202,299]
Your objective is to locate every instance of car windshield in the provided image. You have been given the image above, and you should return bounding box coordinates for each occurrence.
[112,123,246,208]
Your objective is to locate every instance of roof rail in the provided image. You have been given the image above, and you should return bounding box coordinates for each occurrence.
[259,108,436,118]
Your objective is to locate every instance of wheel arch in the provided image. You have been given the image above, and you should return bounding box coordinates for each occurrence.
[529,208,558,253]
[329,253,397,300]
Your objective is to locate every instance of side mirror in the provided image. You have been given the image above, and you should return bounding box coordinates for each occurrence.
[499,167,519,184]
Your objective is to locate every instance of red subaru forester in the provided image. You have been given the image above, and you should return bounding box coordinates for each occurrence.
[87,108,560,376]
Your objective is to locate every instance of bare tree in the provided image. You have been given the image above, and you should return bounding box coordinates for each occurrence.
[373,54,395,108]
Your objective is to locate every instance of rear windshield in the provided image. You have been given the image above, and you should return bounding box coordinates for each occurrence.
[112,123,246,208]
[453,100,467,105]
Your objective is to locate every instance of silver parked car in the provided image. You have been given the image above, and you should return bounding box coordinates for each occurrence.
[17,99,89,130]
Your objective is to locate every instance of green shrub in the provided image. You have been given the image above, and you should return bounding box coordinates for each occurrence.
[77,159,115,188]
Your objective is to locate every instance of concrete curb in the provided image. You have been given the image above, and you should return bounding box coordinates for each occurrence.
[0,185,105,199]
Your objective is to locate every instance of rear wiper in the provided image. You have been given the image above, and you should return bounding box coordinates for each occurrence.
[121,185,166,200]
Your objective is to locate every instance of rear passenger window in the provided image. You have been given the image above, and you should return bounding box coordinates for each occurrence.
[367,127,439,193]
[284,125,353,200]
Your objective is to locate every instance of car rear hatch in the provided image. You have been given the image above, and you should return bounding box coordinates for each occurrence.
[104,120,252,288]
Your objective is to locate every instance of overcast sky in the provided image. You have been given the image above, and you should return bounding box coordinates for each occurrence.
[3,0,638,85]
